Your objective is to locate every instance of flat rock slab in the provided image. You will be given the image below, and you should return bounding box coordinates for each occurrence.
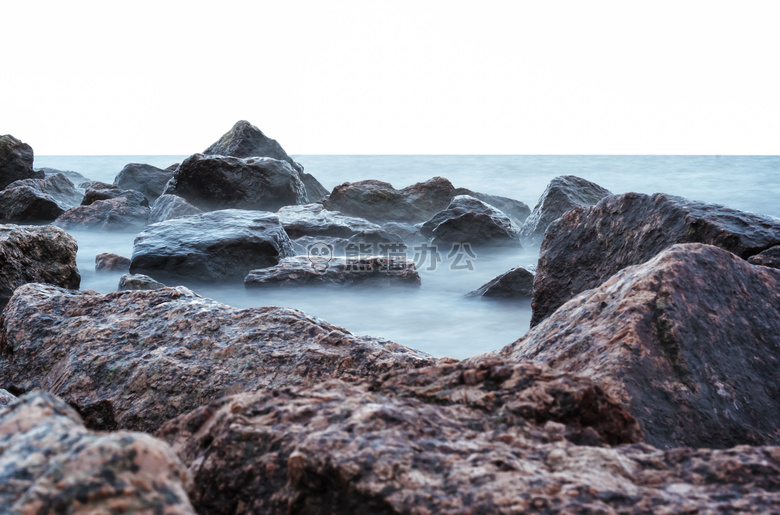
[531,192,780,326]
[54,196,151,232]
[0,392,195,513]
[0,283,435,433]
[130,209,294,283]
[245,256,420,287]
[505,243,780,449]
[467,266,534,298]
[0,173,83,222]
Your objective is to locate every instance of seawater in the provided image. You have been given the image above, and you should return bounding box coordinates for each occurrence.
[34,155,780,359]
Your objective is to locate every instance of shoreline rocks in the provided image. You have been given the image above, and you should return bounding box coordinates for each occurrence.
[0,134,43,189]
[95,252,131,272]
[114,162,174,203]
[54,196,151,231]
[203,120,304,173]
[467,266,534,298]
[421,195,521,246]
[0,173,83,222]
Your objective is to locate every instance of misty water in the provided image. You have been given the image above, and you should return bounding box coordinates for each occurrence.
[35,155,780,359]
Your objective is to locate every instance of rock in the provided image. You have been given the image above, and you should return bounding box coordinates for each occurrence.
[531,192,780,326]
[158,356,776,514]
[0,134,42,189]
[454,189,531,225]
[382,221,424,243]
[0,224,80,310]
[0,392,195,513]
[0,283,435,432]
[519,175,612,242]
[82,185,149,207]
[301,172,329,202]
[244,256,420,287]
[163,153,308,211]
[467,266,534,298]
[0,388,15,407]
[275,203,381,239]
[166,163,180,171]
[421,195,521,246]
[95,252,131,272]
[40,167,91,186]
[79,180,115,190]
[118,273,165,291]
[505,243,780,449]
[748,244,780,269]
[0,173,83,222]
[291,235,349,257]
[149,193,203,224]
[131,210,294,284]
[203,119,304,173]
[54,197,151,232]
[114,162,175,203]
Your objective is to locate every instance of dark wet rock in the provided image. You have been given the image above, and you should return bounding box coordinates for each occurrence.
[0,388,15,406]
[245,256,420,287]
[275,203,380,239]
[748,244,780,269]
[0,283,435,432]
[0,392,195,513]
[54,197,151,232]
[467,266,534,298]
[95,252,131,272]
[166,162,180,171]
[291,235,349,257]
[163,153,308,211]
[119,273,165,291]
[40,167,91,186]
[421,195,521,246]
[159,357,774,514]
[519,175,612,242]
[301,172,329,202]
[505,243,780,449]
[203,119,304,173]
[0,134,42,189]
[130,209,295,284]
[82,185,149,207]
[0,224,79,310]
[455,189,531,225]
[0,173,83,222]
[114,162,174,203]
[531,192,780,326]
[149,193,203,224]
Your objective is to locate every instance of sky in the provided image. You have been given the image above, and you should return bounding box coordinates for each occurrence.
[2,1,778,155]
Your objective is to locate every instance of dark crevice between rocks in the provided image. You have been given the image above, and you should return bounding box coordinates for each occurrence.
[741,241,780,260]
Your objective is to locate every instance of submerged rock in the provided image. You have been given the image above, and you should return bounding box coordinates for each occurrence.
[130,209,294,283]
[505,243,780,449]
[748,244,780,269]
[54,196,151,231]
[95,252,131,272]
[531,192,780,326]
[467,266,534,298]
[519,175,612,242]
[275,203,380,239]
[421,195,521,246]
[163,153,308,211]
[118,273,165,291]
[203,119,304,173]
[0,392,195,513]
[0,284,435,432]
[0,224,80,310]
[244,256,420,287]
[0,134,42,189]
[0,173,83,222]
[148,193,203,223]
[114,162,174,203]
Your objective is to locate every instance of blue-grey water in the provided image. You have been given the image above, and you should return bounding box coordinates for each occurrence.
[34,155,780,359]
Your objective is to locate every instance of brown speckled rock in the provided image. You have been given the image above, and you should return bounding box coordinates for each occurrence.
[95,252,131,272]
[748,244,780,269]
[0,392,195,514]
[118,273,165,291]
[0,224,80,310]
[0,284,435,433]
[0,388,14,406]
[531,192,780,326]
[156,356,780,515]
[505,243,780,449]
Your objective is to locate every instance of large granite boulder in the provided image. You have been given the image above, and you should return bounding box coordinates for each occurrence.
[95,252,131,272]
[749,244,780,269]
[0,224,79,310]
[505,243,780,449]
[114,162,174,203]
[163,153,308,211]
[420,195,521,246]
[82,185,148,207]
[519,175,612,242]
[130,210,294,283]
[54,197,151,232]
[467,266,534,298]
[244,256,420,287]
[531,192,780,326]
[275,203,381,239]
[0,134,42,189]
[203,119,304,173]
[0,284,435,433]
[0,392,195,513]
[149,193,203,223]
[0,173,83,222]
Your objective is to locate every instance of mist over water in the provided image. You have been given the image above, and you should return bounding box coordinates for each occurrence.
[36,155,780,359]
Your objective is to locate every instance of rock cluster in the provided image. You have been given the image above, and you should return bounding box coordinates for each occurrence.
[0,173,83,222]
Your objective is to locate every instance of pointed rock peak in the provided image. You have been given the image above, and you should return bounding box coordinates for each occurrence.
[203,120,303,172]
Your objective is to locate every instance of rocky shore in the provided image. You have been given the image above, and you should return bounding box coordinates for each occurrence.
[1,122,779,513]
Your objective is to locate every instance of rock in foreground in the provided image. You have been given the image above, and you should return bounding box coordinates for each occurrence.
[467,266,534,298]
[245,256,420,288]
[0,134,43,189]
[505,243,780,449]
[0,224,80,310]
[0,284,435,432]
[0,173,83,222]
[131,209,294,283]
[0,392,195,513]
[531,192,780,326]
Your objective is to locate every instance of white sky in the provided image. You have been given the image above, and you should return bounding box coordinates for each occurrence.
[2,1,778,155]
